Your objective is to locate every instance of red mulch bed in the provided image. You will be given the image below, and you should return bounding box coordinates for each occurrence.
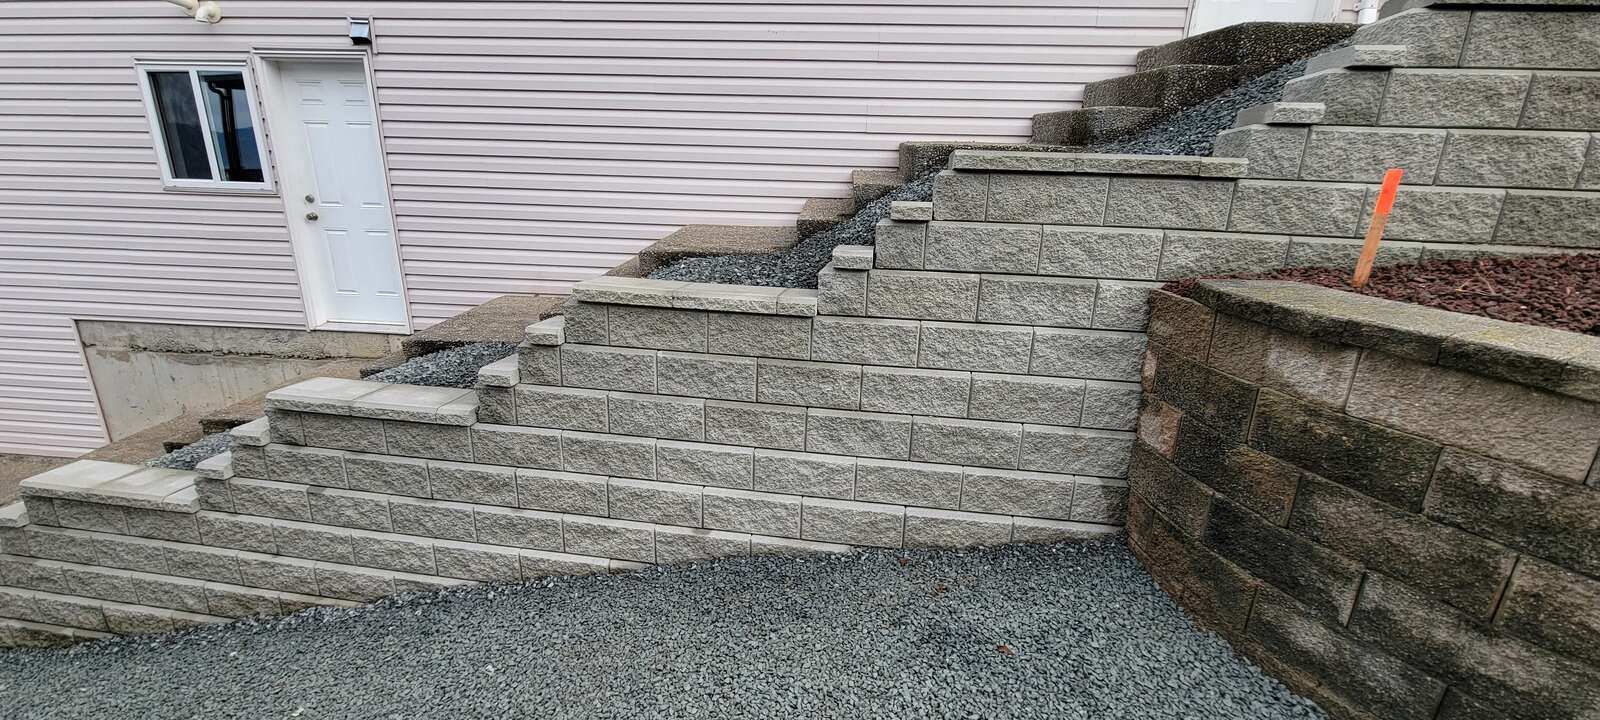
[1165,253,1600,336]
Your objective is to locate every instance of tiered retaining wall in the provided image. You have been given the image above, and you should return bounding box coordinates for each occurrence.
[1131,279,1600,720]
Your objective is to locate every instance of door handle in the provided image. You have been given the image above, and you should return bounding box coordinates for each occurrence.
[305,212,319,221]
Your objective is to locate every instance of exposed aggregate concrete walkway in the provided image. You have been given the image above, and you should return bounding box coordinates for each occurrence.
[0,538,1322,720]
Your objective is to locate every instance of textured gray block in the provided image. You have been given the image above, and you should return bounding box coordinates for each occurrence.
[238,555,319,592]
[563,516,656,563]
[755,359,862,410]
[910,416,1022,469]
[960,468,1075,520]
[968,373,1085,426]
[1281,68,1387,125]
[806,409,913,460]
[903,508,1013,548]
[1493,189,1600,247]
[564,344,666,398]
[1019,426,1134,478]
[476,386,515,426]
[801,497,904,548]
[752,449,855,499]
[705,313,811,360]
[126,508,201,545]
[1363,185,1505,244]
[1081,380,1141,431]
[383,421,472,463]
[1029,328,1146,382]
[1298,126,1447,184]
[433,541,521,583]
[1231,101,1326,127]
[976,275,1097,328]
[307,488,392,532]
[561,431,656,479]
[300,414,386,454]
[229,479,310,522]
[388,498,478,541]
[1037,226,1164,280]
[473,506,564,550]
[1212,125,1309,180]
[860,366,971,417]
[889,201,933,222]
[1461,9,1600,69]
[266,410,304,445]
[1285,237,1426,268]
[1354,6,1470,66]
[515,469,609,516]
[917,321,1034,374]
[656,440,754,490]
[351,534,436,574]
[53,499,126,534]
[1522,71,1600,130]
[559,301,608,345]
[983,173,1109,225]
[514,385,609,432]
[1070,479,1128,524]
[830,245,873,270]
[654,527,752,565]
[1104,177,1233,231]
[809,316,920,367]
[232,445,267,480]
[607,478,703,526]
[1379,69,1532,128]
[265,444,346,488]
[197,514,277,553]
[1222,180,1363,236]
[1302,44,1410,74]
[427,461,518,507]
[470,424,562,470]
[931,171,988,221]
[656,351,757,402]
[518,344,562,386]
[873,220,927,269]
[866,269,979,322]
[271,520,353,563]
[704,400,807,451]
[607,392,705,441]
[1435,129,1590,189]
[923,221,1042,273]
[702,487,801,538]
[1159,230,1293,279]
[854,458,964,509]
[815,264,867,317]
[1093,281,1161,331]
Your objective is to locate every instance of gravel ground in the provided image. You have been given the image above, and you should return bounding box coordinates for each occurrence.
[145,343,519,470]
[1170,253,1600,335]
[0,537,1322,720]
[649,47,1333,288]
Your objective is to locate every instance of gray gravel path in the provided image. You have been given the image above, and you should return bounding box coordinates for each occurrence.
[649,47,1333,288]
[0,537,1323,720]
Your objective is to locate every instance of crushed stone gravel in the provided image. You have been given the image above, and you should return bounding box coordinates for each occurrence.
[146,342,518,470]
[0,537,1324,720]
[648,46,1336,288]
[1169,253,1600,336]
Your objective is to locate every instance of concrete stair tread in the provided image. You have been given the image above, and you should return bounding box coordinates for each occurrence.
[851,168,901,209]
[265,378,477,426]
[204,358,371,434]
[797,198,855,238]
[947,149,1247,177]
[1135,21,1359,74]
[897,141,1084,179]
[20,461,199,513]
[1030,105,1165,145]
[402,294,562,358]
[1083,64,1241,111]
[636,224,797,275]
[572,276,818,316]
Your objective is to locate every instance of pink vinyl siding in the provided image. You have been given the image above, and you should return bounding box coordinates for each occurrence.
[0,0,1189,456]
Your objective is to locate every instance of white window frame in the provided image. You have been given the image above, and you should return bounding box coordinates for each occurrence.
[134,60,275,193]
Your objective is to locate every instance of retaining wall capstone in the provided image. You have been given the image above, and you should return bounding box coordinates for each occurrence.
[1131,279,1600,720]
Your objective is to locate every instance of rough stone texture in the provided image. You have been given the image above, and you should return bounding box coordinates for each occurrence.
[561,432,656,480]
[866,270,979,322]
[514,385,608,432]
[1212,124,1309,179]
[977,275,1097,328]
[1029,328,1145,382]
[1521,71,1600,131]
[902,508,1013,548]
[559,345,656,394]
[859,367,970,417]
[655,440,754,490]
[706,313,811,361]
[606,306,707,353]
[968,374,1085,426]
[1019,425,1133,479]
[1158,231,1292,280]
[923,221,1042,274]
[917,321,1034,374]
[701,487,801,538]
[752,449,855,499]
[1364,185,1505,245]
[515,469,609,516]
[1227,180,1364,237]
[704,401,807,451]
[809,316,920,367]
[755,359,861,411]
[1038,226,1164,280]
[470,424,562,470]
[805,409,913,461]
[909,417,1022,470]
[854,459,964,509]
[983,174,1109,225]
[1282,69,1387,124]
[1299,126,1448,185]
[800,497,904,548]
[1425,448,1600,579]
[1379,69,1532,128]
[1104,177,1233,231]
[1207,314,1360,407]
[1493,189,1600,248]
[607,393,705,442]
[1460,9,1600,70]
[1251,389,1440,511]
[655,352,756,402]
[1434,129,1590,189]
[930,171,988,221]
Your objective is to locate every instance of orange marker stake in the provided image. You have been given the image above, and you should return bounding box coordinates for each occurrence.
[1352,168,1404,289]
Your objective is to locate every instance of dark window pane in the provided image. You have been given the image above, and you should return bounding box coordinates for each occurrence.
[199,71,264,183]
[149,71,212,180]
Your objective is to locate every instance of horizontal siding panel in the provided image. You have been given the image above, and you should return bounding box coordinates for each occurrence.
[380,122,1016,150]
[390,171,847,199]
[383,138,890,167]
[375,73,1078,101]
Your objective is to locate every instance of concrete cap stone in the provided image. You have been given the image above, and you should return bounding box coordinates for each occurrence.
[672,283,786,314]
[194,451,235,481]
[1232,101,1327,128]
[0,502,26,528]
[265,377,389,414]
[1304,45,1413,75]
[573,276,816,317]
[20,461,199,513]
[572,276,684,307]
[831,245,874,270]
[229,416,271,447]
[889,201,933,222]
[947,150,1249,178]
[477,355,520,388]
[265,377,478,426]
[776,289,819,317]
[524,316,565,346]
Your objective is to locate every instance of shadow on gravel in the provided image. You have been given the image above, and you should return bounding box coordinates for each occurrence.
[0,536,1323,720]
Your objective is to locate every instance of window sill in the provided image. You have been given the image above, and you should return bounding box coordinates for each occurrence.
[161,184,278,196]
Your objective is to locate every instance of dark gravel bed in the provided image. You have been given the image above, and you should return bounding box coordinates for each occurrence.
[649,42,1338,288]
[0,538,1322,720]
[1168,254,1600,336]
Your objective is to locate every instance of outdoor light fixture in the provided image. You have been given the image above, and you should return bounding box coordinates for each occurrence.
[163,0,222,23]
[349,17,373,45]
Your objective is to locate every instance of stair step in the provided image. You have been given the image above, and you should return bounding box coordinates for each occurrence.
[797,198,853,238]
[1083,64,1242,111]
[1135,21,1359,74]
[850,169,901,210]
[896,141,1081,179]
[20,460,199,514]
[946,150,1247,178]
[1304,44,1411,75]
[400,294,563,359]
[1030,106,1165,145]
[635,224,797,275]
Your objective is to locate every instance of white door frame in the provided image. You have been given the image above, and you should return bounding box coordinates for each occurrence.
[252,49,412,334]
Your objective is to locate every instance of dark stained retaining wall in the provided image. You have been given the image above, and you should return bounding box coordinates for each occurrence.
[1129,279,1600,720]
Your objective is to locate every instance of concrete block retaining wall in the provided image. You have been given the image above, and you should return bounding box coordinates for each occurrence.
[1131,280,1600,720]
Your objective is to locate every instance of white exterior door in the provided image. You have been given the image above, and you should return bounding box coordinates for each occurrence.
[1188,0,1337,35]
[270,59,407,329]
